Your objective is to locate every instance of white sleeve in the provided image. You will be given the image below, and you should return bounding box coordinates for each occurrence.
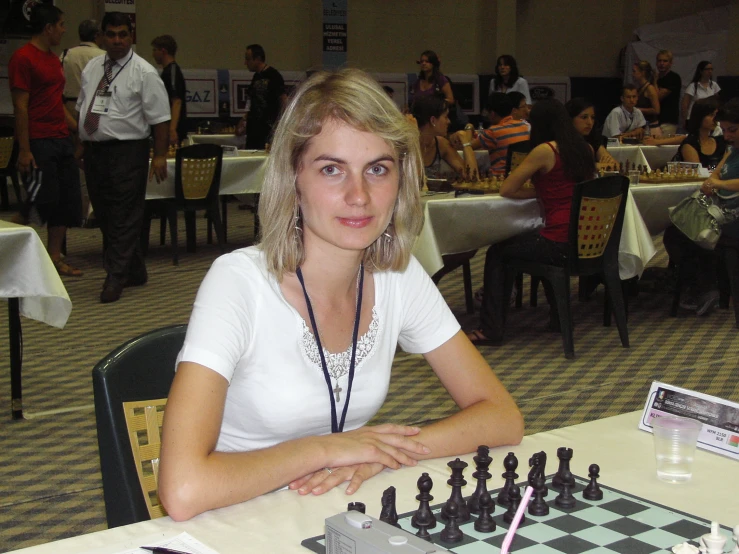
[515,78,531,104]
[603,110,620,137]
[395,257,461,354]
[177,256,254,381]
[713,82,721,95]
[141,69,172,126]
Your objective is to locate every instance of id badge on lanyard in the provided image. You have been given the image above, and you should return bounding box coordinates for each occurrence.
[91,89,112,114]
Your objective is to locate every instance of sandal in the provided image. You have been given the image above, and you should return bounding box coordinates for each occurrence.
[466,329,502,347]
[53,259,83,277]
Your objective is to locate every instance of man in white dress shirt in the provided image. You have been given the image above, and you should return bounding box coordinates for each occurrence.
[76,12,170,303]
[603,85,647,140]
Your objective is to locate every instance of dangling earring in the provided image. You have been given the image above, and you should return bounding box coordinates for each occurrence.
[293,204,302,241]
[380,226,394,260]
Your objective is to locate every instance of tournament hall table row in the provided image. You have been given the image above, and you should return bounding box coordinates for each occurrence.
[0,220,71,420]
[412,181,704,281]
[186,133,245,149]
[11,411,738,553]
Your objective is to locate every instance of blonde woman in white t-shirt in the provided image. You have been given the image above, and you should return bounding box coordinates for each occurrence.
[158,68,524,522]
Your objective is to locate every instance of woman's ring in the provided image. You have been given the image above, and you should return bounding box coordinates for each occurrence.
[324,467,333,474]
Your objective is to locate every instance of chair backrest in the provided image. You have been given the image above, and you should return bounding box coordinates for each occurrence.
[92,324,186,528]
[0,137,15,170]
[505,140,531,176]
[174,143,223,204]
[566,174,630,275]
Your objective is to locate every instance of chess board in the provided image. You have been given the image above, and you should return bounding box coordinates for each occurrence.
[301,474,733,553]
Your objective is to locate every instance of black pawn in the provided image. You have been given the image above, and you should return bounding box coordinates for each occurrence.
[379,486,399,527]
[583,464,603,501]
[474,491,496,533]
[554,469,576,510]
[411,473,437,531]
[442,458,470,523]
[440,501,464,543]
[468,445,492,514]
[528,474,549,517]
[497,452,518,507]
[503,484,524,524]
[347,502,365,514]
[552,447,574,491]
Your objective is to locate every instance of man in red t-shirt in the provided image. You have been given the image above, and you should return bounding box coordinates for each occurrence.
[8,3,83,276]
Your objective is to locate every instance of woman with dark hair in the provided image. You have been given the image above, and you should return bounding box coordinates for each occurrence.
[664,97,739,316]
[565,97,618,167]
[681,61,720,129]
[468,99,595,344]
[412,94,477,179]
[678,98,726,168]
[409,50,454,109]
[633,61,661,136]
[488,55,530,104]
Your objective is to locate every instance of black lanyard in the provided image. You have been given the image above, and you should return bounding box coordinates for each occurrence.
[103,51,133,90]
[296,264,364,433]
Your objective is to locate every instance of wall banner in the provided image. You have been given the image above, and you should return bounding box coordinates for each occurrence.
[322,0,347,69]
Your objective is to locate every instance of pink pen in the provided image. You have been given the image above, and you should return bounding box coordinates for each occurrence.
[500,485,534,554]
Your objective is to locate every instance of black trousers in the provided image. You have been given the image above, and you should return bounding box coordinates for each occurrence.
[84,139,149,284]
[480,231,569,340]
[663,224,718,292]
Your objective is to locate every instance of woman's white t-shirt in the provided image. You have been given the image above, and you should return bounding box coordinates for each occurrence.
[177,246,461,453]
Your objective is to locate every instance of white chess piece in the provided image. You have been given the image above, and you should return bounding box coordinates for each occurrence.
[730,524,739,554]
[672,542,700,554]
[700,522,727,554]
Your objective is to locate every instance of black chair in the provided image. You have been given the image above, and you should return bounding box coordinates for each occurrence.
[144,144,226,265]
[502,175,631,358]
[92,324,186,528]
[432,250,478,314]
[0,136,22,211]
[504,140,531,177]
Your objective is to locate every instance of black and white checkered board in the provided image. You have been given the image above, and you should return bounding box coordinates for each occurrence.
[302,474,733,553]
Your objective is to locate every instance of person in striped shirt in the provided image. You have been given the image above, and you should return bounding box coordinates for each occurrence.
[451,93,530,175]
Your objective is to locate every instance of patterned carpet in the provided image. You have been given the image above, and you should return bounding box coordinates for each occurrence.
[1,199,738,552]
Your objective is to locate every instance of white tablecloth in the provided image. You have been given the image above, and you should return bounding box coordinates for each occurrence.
[11,412,738,553]
[187,134,245,149]
[145,152,268,199]
[0,221,71,328]
[413,191,657,280]
[630,182,701,236]
[608,145,680,172]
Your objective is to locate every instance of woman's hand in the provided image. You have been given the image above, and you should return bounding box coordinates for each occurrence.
[701,177,720,195]
[317,424,430,470]
[289,462,386,496]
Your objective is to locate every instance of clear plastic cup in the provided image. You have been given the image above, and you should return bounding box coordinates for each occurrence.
[628,169,640,186]
[652,416,702,483]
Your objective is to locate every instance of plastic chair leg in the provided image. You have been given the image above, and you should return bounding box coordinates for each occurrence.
[515,273,523,309]
[184,211,197,253]
[209,205,227,254]
[530,276,540,307]
[159,214,166,246]
[463,260,474,314]
[548,272,574,359]
[167,206,178,266]
[603,270,630,348]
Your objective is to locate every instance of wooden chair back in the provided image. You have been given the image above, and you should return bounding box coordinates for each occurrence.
[122,398,168,519]
[0,137,14,170]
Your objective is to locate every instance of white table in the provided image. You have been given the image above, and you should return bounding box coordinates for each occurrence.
[630,182,701,236]
[413,191,657,281]
[187,134,245,149]
[0,221,71,419]
[608,145,680,172]
[146,152,268,199]
[11,411,738,553]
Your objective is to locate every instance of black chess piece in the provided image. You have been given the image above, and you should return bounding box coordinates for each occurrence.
[528,474,549,517]
[379,486,400,527]
[583,464,603,501]
[503,484,524,524]
[347,502,365,514]
[411,473,437,531]
[551,447,574,491]
[468,445,492,514]
[474,491,496,533]
[441,458,470,523]
[440,501,464,543]
[498,452,518,507]
[554,469,576,510]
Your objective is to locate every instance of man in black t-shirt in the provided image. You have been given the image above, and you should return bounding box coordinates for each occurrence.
[237,44,287,149]
[152,34,188,146]
[656,49,682,136]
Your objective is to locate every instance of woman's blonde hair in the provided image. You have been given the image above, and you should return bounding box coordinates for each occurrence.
[258,68,424,279]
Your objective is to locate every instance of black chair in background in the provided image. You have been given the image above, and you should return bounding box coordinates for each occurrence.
[503,175,631,358]
[92,324,186,528]
[0,136,22,211]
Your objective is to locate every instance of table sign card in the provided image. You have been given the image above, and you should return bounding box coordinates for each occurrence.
[639,380,739,461]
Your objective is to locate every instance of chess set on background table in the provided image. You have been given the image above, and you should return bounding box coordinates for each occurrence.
[425,169,534,195]
[302,446,738,554]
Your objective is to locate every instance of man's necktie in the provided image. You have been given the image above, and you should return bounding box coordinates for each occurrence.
[83,59,114,136]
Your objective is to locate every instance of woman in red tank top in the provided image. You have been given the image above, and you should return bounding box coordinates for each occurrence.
[468,99,595,345]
